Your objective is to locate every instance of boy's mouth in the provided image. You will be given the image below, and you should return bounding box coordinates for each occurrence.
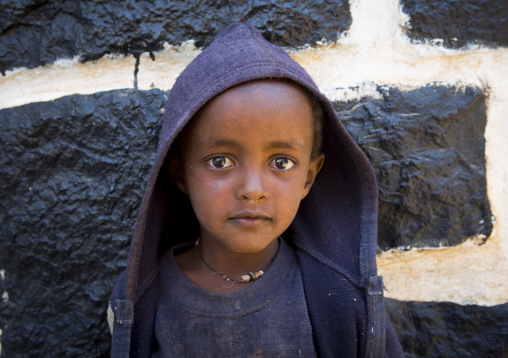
[229,211,271,227]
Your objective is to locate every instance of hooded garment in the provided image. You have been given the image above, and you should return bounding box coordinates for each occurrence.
[110,22,403,358]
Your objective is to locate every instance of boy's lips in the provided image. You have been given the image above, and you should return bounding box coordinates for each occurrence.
[229,211,271,227]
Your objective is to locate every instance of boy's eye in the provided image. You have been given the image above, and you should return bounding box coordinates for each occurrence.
[270,157,296,171]
[208,157,234,169]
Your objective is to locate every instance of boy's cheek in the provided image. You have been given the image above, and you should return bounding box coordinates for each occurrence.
[187,180,230,214]
[189,176,230,197]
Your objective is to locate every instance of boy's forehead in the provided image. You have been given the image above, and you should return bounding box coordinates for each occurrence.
[179,79,314,151]
[215,79,307,104]
[201,80,310,121]
[195,79,311,121]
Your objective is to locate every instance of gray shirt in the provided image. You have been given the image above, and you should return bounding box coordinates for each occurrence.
[153,239,317,357]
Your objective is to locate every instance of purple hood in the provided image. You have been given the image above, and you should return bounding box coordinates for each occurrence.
[126,21,378,302]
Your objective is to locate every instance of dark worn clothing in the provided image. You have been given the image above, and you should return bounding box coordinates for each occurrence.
[110,22,404,358]
[153,239,317,357]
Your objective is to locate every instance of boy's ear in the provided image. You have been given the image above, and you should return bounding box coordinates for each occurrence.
[168,153,188,194]
[302,154,325,199]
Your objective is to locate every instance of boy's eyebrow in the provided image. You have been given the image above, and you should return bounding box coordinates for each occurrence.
[205,139,304,150]
[264,140,304,151]
[206,139,239,148]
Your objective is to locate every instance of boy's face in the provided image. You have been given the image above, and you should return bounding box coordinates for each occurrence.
[171,80,324,254]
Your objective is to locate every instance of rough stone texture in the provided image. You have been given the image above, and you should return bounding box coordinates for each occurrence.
[386,298,508,357]
[334,85,492,250]
[0,0,350,74]
[0,89,165,357]
[401,0,508,49]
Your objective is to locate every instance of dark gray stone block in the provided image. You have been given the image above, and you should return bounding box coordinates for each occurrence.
[0,89,165,357]
[0,0,350,74]
[334,85,492,250]
[386,298,508,357]
[401,0,508,49]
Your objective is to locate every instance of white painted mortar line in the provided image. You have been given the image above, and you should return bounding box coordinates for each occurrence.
[0,55,136,110]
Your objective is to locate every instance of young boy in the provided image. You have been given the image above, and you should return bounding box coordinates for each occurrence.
[110,22,403,357]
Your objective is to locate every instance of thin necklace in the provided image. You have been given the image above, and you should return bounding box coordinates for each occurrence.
[195,238,280,283]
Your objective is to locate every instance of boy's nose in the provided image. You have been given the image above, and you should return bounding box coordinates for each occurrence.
[236,168,270,203]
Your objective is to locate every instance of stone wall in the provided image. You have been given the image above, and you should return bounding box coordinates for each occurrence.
[1,0,507,356]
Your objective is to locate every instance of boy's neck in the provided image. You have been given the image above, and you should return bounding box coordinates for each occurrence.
[198,236,280,276]
[175,237,280,294]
